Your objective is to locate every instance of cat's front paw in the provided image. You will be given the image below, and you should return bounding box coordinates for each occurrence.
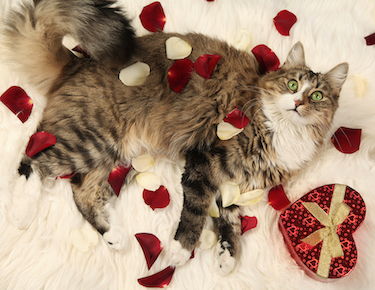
[214,241,236,275]
[103,225,128,250]
[11,172,41,229]
[169,239,192,266]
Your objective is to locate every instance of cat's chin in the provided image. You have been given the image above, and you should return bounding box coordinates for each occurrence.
[283,110,311,126]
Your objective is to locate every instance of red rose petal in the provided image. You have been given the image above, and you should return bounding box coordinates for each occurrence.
[268,184,291,210]
[0,86,33,123]
[108,164,132,196]
[251,45,280,74]
[190,249,195,259]
[365,33,375,45]
[58,172,77,180]
[138,266,175,288]
[26,131,56,157]
[224,108,249,129]
[135,233,163,270]
[168,58,194,93]
[72,45,90,58]
[139,2,166,32]
[241,216,258,235]
[194,54,221,79]
[273,10,297,36]
[143,186,170,210]
[331,127,362,154]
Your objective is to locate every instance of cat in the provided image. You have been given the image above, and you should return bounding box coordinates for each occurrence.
[1,0,348,274]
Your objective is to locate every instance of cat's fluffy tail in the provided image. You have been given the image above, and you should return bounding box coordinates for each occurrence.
[1,0,136,94]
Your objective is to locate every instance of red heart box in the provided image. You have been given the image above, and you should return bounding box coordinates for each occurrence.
[279,184,366,282]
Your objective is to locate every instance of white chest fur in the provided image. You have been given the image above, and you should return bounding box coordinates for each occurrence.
[261,100,320,171]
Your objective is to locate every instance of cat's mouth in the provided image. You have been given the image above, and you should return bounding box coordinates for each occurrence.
[287,108,301,116]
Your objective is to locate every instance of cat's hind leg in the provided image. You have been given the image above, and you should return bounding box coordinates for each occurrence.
[70,170,128,250]
[213,203,241,275]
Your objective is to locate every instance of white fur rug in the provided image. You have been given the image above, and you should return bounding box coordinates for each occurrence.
[1,0,375,289]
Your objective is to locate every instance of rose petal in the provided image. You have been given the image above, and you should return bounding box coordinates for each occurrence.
[137,172,161,191]
[139,2,166,32]
[72,46,90,58]
[268,184,291,210]
[62,35,85,58]
[273,10,297,36]
[0,86,33,123]
[138,266,175,288]
[57,172,77,180]
[71,228,99,252]
[135,233,163,270]
[143,186,170,210]
[234,189,264,206]
[198,229,217,249]
[168,58,194,92]
[251,45,280,74]
[26,131,56,158]
[208,197,220,218]
[365,33,375,45]
[224,108,249,129]
[353,74,367,98]
[331,127,362,154]
[108,164,132,196]
[241,216,258,235]
[233,28,252,51]
[119,62,150,86]
[217,121,244,140]
[165,37,192,60]
[219,181,241,208]
[194,54,221,79]
[132,154,155,172]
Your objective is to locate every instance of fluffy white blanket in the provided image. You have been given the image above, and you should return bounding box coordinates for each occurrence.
[0,0,375,289]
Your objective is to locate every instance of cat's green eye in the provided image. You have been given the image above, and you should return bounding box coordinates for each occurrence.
[288,80,298,91]
[311,91,323,101]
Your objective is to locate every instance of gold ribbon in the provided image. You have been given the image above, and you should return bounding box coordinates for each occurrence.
[301,184,351,278]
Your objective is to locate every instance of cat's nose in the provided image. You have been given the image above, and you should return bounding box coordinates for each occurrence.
[295,100,303,107]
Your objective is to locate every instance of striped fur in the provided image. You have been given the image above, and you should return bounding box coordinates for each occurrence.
[2,0,348,271]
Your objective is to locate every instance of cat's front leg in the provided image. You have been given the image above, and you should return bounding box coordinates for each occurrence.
[170,149,218,266]
[213,204,241,275]
[71,170,128,250]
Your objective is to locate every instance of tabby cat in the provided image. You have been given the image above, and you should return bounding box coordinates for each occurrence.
[1,0,348,274]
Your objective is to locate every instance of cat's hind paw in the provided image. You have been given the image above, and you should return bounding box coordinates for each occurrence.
[103,225,128,250]
[11,171,42,229]
[213,242,236,275]
[169,239,191,266]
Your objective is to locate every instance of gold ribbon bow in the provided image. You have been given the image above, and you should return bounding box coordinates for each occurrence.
[301,184,351,278]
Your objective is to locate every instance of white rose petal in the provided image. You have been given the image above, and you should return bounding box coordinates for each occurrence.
[165,37,192,60]
[119,62,150,86]
[219,181,241,208]
[217,121,244,140]
[71,228,99,252]
[198,229,217,249]
[353,74,367,98]
[233,29,252,51]
[132,154,155,172]
[62,35,84,58]
[234,189,265,206]
[208,197,220,218]
[136,172,161,191]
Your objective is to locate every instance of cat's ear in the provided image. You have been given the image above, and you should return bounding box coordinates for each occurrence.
[324,62,349,91]
[283,42,305,68]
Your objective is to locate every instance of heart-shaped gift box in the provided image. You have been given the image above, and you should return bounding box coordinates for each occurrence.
[278,184,366,282]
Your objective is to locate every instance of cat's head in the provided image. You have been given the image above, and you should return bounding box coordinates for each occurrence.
[258,42,348,129]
